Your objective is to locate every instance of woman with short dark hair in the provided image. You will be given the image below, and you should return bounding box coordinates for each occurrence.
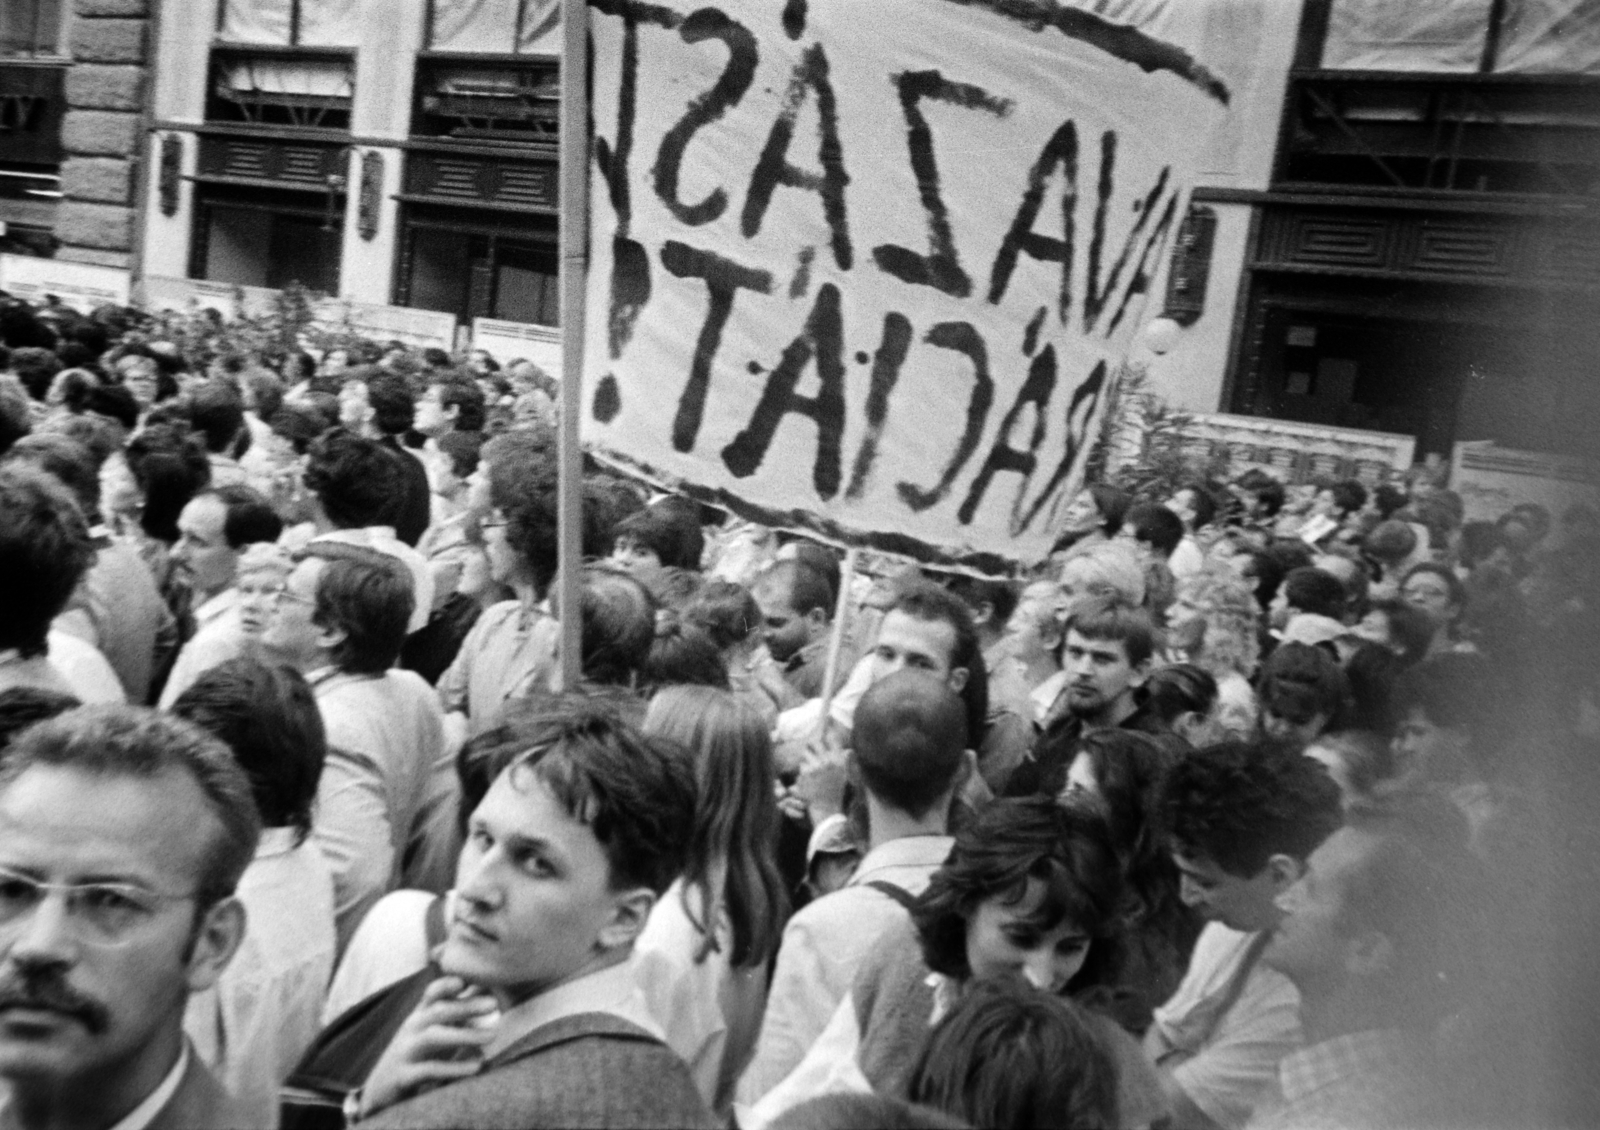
[743,797,1165,1129]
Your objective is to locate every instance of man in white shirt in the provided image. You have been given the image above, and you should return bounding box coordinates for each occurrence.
[738,671,972,1105]
[0,705,258,1129]
[158,485,283,708]
[1147,738,1343,1130]
[171,658,338,1129]
[260,547,451,950]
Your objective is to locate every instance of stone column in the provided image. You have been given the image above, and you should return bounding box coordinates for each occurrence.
[56,0,152,268]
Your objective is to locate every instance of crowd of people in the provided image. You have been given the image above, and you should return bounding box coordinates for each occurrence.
[0,291,1593,1129]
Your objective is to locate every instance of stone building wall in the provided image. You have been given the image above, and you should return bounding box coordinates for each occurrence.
[55,0,152,268]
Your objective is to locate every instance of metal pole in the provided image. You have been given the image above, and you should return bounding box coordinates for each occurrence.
[555,0,589,691]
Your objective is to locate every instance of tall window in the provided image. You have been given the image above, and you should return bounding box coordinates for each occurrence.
[426,0,559,55]
[0,0,64,57]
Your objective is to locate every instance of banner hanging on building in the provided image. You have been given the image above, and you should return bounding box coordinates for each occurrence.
[0,255,130,314]
[581,0,1237,571]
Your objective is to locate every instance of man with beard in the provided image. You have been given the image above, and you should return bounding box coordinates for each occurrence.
[0,705,259,1129]
[1004,595,1162,797]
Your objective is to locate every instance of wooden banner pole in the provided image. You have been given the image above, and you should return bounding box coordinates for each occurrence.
[555,0,590,692]
[816,547,860,727]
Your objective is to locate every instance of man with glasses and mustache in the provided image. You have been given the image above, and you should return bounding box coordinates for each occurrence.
[0,704,261,1129]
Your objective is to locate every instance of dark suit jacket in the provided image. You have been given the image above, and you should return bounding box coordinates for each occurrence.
[0,1047,250,1130]
[148,1052,253,1130]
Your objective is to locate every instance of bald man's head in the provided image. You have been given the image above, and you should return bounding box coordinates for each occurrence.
[852,670,968,819]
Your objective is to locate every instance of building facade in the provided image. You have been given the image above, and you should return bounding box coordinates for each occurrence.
[10,0,1596,467]
[1145,0,1600,465]
[139,0,560,329]
[0,0,156,267]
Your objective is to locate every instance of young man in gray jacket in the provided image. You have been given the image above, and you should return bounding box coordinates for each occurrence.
[352,699,714,1129]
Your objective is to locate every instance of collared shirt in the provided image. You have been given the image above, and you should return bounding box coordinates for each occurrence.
[1281,612,1347,649]
[185,827,336,1129]
[1028,669,1069,726]
[1247,1029,1438,1130]
[309,667,451,949]
[157,589,245,709]
[737,833,953,1105]
[1146,922,1302,1130]
[0,639,123,705]
[207,453,248,488]
[487,960,663,1060]
[39,632,126,704]
[1170,534,1207,579]
[436,600,561,736]
[108,1043,189,1130]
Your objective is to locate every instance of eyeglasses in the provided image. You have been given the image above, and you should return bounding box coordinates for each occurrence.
[271,587,316,608]
[0,866,196,948]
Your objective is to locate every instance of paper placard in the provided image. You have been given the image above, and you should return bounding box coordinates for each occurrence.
[0,254,130,313]
[312,298,458,350]
[1450,440,1600,534]
[579,0,1242,572]
[472,317,562,377]
[141,276,282,320]
[1163,412,1417,486]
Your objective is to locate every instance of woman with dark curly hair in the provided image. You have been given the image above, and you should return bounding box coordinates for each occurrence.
[742,797,1165,1130]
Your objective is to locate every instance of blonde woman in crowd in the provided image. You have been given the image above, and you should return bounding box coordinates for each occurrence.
[636,686,791,1121]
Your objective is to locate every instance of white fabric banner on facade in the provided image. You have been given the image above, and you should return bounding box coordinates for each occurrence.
[580,0,1238,571]
[218,0,360,47]
[1451,440,1599,538]
[142,276,281,320]
[1321,0,1493,72]
[430,0,561,54]
[313,298,458,349]
[1497,0,1600,75]
[1171,412,1416,487]
[0,255,129,313]
[474,317,561,376]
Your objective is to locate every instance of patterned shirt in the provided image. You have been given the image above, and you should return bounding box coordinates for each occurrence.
[1247,1029,1439,1130]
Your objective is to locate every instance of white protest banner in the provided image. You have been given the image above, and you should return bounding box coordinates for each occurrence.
[0,254,130,313]
[313,298,458,350]
[580,0,1238,572]
[1161,412,1416,488]
[473,317,563,377]
[1451,440,1599,535]
[141,276,282,320]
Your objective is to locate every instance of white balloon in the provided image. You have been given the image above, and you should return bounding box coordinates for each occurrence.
[1143,317,1183,355]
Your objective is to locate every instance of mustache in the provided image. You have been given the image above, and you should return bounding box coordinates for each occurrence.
[0,971,110,1034]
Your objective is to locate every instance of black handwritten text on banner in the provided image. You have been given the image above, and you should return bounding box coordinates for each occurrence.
[582,0,1233,572]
